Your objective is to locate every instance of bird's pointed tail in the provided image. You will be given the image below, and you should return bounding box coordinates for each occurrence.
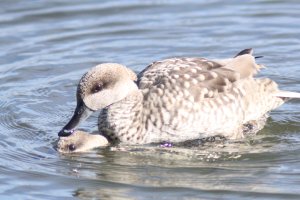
[274,91,300,99]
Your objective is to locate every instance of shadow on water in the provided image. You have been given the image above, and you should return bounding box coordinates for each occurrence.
[55,130,300,200]
[53,122,300,199]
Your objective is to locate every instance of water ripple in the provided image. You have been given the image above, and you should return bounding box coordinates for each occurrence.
[0,0,300,199]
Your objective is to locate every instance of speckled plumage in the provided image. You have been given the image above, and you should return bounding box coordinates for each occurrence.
[59,49,299,145]
[97,53,282,144]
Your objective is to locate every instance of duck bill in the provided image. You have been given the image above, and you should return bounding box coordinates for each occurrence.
[58,101,94,137]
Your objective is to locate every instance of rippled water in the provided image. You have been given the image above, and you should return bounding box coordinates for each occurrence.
[0,0,300,199]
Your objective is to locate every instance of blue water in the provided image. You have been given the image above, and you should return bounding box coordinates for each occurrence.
[0,0,299,199]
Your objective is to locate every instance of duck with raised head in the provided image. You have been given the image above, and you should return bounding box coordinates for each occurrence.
[57,49,300,147]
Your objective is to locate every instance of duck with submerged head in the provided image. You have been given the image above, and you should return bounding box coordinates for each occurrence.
[58,49,300,147]
[57,130,109,153]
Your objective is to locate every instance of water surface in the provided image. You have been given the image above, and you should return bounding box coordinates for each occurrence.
[0,0,300,199]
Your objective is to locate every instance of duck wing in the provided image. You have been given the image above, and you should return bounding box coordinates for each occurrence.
[137,49,261,99]
[136,49,285,141]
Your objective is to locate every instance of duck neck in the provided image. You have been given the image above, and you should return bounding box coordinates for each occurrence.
[98,89,148,144]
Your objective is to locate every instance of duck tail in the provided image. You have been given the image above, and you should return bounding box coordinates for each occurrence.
[274,91,300,99]
[234,48,253,57]
[234,48,263,59]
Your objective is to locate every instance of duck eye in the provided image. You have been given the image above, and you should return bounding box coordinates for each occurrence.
[92,83,104,93]
[68,144,76,151]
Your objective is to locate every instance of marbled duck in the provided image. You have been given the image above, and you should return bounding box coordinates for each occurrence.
[58,49,300,145]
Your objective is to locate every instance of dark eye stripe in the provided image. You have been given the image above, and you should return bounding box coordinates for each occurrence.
[92,83,104,93]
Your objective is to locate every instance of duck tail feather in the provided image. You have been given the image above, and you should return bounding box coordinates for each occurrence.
[274,91,300,99]
[234,48,253,57]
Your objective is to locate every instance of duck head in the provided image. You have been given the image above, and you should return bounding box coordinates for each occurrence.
[58,63,137,137]
[57,130,109,153]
